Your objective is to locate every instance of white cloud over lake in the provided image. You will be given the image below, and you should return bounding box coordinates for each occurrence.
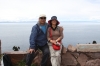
[0,0,100,22]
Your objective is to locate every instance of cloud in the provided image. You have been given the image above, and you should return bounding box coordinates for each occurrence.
[0,0,100,21]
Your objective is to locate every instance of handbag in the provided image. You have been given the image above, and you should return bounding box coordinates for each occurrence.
[49,27,61,50]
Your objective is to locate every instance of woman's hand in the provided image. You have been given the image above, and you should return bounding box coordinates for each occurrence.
[50,40,57,44]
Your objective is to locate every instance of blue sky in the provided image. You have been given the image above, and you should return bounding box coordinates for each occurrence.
[0,0,100,22]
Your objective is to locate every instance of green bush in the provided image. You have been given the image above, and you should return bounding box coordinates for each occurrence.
[0,54,3,60]
[17,60,36,66]
[17,60,26,66]
[12,46,20,51]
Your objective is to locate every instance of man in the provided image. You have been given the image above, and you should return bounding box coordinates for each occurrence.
[26,14,50,66]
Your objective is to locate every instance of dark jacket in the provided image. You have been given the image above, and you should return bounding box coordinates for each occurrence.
[30,23,48,49]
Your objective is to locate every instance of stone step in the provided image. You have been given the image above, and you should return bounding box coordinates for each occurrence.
[77,44,100,52]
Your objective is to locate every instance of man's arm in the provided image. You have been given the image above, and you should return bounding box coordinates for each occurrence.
[30,25,38,50]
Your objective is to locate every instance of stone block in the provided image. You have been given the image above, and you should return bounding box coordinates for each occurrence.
[77,44,100,52]
[62,45,67,53]
[77,53,88,66]
[86,53,100,59]
[61,52,77,66]
[67,45,77,52]
[85,59,100,66]
[71,52,79,59]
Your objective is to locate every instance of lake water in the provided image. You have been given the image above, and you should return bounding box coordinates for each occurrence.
[0,22,100,52]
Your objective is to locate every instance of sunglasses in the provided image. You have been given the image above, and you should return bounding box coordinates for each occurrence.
[39,17,46,19]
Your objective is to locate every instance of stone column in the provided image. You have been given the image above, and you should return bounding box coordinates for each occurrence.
[0,40,1,55]
[0,40,1,66]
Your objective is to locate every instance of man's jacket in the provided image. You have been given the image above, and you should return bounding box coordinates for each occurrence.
[30,23,48,49]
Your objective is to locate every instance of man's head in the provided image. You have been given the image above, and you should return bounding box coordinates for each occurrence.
[39,14,46,24]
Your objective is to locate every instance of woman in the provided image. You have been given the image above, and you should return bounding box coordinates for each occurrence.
[47,16,63,66]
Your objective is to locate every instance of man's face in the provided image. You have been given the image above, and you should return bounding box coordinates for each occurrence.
[39,17,46,24]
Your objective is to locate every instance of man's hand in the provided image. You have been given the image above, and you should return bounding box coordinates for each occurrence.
[28,49,35,54]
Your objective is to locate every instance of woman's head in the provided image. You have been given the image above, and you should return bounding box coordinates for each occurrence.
[50,20,59,26]
[48,16,60,26]
[51,19,58,25]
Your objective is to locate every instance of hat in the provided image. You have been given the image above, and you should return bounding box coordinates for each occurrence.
[39,14,46,18]
[51,16,57,20]
[48,16,60,25]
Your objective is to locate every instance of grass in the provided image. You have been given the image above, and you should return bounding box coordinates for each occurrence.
[17,60,36,66]
[17,60,26,66]
[0,54,3,60]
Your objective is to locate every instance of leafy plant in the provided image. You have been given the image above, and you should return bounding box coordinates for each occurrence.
[17,60,36,66]
[17,60,26,66]
[31,64,36,66]
[12,46,20,51]
[0,54,3,60]
[92,40,97,44]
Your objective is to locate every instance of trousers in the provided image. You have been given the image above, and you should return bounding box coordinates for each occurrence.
[26,44,50,66]
[48,43,62,66]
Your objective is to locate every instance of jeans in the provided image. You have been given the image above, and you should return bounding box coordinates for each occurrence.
[26,44,50,66]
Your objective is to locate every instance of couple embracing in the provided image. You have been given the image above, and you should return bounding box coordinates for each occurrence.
[25,14,64,66]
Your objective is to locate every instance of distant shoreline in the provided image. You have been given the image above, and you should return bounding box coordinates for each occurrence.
[0,21,100,23]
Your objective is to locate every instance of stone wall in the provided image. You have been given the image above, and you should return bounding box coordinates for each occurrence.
[31,51,100,66]
[61,52,100,66]
[3,44,100,66]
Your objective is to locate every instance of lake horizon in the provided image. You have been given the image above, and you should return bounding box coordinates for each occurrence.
[0,22,100,53]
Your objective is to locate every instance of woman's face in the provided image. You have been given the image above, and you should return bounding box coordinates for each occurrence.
[51,20,57,25]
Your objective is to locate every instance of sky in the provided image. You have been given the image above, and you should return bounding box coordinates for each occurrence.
[0,0,100,22]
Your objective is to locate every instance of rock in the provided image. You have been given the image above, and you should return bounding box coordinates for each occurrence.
[62,45,67,53]
[77,53,88,66]
[67,45,77,52]
[61,52,77,66]
[32,52,51,66]
[86,53,100,59]
[71,52,79,59]
[85,59,100,66]
[85,60,94,66]
[77,44,100,52]
[32,51,42,66]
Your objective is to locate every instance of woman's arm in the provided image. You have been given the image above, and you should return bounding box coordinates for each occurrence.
[47,27,51,42]
[56,27,64,42]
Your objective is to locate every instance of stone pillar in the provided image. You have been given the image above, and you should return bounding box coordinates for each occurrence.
[0,40,1,66]
[0,40,1,55]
